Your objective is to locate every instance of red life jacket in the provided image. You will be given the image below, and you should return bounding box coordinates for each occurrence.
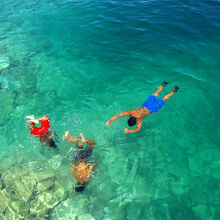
[31,119,50,137]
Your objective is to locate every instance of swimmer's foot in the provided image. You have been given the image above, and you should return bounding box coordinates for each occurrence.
[172,85,179,92]
[162,81,168,87]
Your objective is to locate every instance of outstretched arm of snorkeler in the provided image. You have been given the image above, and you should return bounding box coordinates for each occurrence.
[106,111,134,126]
[36,115,49,122]
[153,82,168,96]
[124,119,142,133]
[80,133,96,147]
[162,86,179,101]
[65,136,79,142]
[63,131,80,142]
[80,133,87,142]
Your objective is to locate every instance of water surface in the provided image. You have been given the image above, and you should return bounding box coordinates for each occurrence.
[0,0,220,219]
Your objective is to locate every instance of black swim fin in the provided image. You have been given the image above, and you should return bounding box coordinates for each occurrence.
[172,85,179,92]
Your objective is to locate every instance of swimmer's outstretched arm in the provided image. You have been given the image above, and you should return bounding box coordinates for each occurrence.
[36,115,49,122]
[106,111,133,126]
[153,82,168,96]
[63,131,80,142]
[124,119,142,133]
[80,133,87,142]
[65,136,78,142]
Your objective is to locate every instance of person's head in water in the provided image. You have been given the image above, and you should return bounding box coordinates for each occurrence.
[128,116,137,126]
[75,182,85,192]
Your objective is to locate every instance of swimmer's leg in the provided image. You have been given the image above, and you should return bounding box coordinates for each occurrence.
[162,86,179,101]
[153,81,168,96]
[40,135,47,144]
[43,132,57,148]
[49,140,57,148]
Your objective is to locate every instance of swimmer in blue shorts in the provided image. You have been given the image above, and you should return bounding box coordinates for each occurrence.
[106,82,179,133]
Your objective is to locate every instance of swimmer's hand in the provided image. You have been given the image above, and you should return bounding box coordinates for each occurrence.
[124,128,130,133]
[63,130,69,140]
[80,133,86,142]
[25,115,35,120]
[106,120,112,126]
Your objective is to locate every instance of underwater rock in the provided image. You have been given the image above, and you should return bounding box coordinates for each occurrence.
[110,199,127,220]
[30,192,57,217]
[0,189,10,214]
[54,176,74,196]
[181,189,208,207]
[30,182,68,218]
[37,179,54,192]
[140,200,170,220]
[0,57,9,71]
[50,194,88,219]
[36,169,56,182]
[48,155,62,170]
[89,178,117,202]
[2,169,37,201]
[126,202,142,220]
[133,177,154,201]
[0,90,15,125]
[78,213,93,220]
[2,170,16,188]
[168,199,194,220]
[43,40,54,51]
[210,205,220,220]
[192,205,210,220]
[7,174,36,201]
[2,209,22,220]
[7,200,29,217]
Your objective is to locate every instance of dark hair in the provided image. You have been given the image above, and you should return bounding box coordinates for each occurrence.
[75,182,85,192]
[128,116,137,126]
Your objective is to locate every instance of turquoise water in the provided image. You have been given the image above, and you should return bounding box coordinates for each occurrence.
[0,0,220,219]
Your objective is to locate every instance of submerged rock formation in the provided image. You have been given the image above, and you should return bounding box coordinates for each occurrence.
[0,158,74,219]
[0,57,9,71]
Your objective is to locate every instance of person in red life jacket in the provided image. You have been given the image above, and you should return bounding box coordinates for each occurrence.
[28,115,57,148]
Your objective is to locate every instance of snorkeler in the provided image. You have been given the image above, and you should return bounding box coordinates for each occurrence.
[27,115,57,148]
[63,131,95,161]
[64,131,96,192]
[70,160,96,192]
[106,82,179,133]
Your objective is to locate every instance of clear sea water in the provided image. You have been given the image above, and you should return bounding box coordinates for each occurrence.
[0,0,220,219]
